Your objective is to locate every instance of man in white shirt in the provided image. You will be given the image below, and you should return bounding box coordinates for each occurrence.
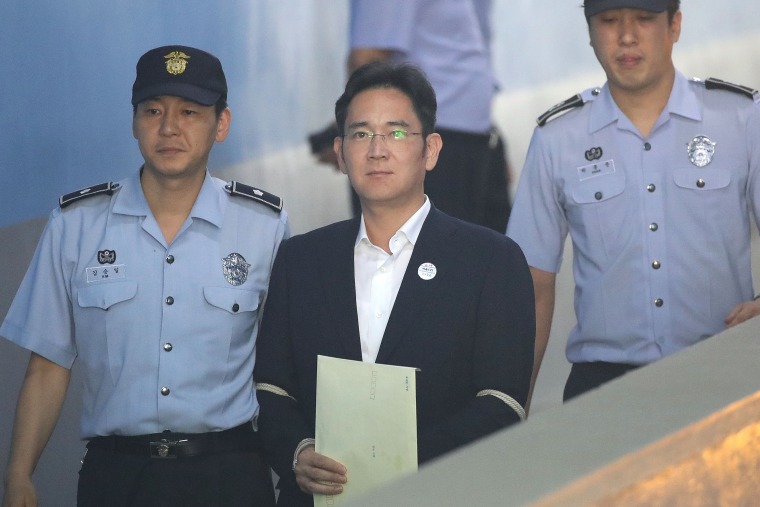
[254,61,535,506]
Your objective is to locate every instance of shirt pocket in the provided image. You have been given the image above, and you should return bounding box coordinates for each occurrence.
[203,286,260,315]
[77,280,138,310]
[566,170,628,263]
[673,166,731,192]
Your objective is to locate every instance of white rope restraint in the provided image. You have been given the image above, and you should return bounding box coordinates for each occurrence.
[256,382,297,401]
[292,438,317,471]
[477,389,526,421]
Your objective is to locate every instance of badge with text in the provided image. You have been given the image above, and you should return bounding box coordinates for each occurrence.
[577,159,615,181]
[687,135,716,167]
[86,264,126,283]
[222,253,250,286]
[417,262,437,281]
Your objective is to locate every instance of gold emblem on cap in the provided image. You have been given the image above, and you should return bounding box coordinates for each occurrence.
[164,51,190,75]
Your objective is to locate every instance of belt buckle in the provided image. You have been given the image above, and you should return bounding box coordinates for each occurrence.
[149,439,187,459]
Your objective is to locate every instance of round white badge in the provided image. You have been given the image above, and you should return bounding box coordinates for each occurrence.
[418,262,437,281]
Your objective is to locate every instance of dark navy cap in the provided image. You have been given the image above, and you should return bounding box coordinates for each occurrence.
[131,45,227,106]
[584,0,670,18]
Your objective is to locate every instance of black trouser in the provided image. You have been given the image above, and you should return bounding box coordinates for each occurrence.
[78,424,275,507]
[563,361,641,402]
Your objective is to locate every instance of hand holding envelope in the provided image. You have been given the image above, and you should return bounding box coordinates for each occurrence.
[313,355,418,507]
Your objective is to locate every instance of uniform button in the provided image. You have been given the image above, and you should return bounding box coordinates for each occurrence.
[644,142,652,151]
[654,298,664,307]
[165,296,174,305]
[696,179,706,188]
[594,191,603,200]
[652,260,661,269]
[375,311,383,318]
[166,254,174,264]
[161,387,171,396]
[232,303,240,312]
[649,223,658,232]
[163,343,173,352]
[592,88,601,96]
[647,184,656,192]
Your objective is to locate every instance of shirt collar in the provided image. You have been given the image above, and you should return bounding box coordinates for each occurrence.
[355,196,431,249]
[589,71,701,133]
[112,169,225,228]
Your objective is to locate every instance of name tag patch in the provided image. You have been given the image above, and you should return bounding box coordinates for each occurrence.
[577,159,615,181]
[86,264,126,283]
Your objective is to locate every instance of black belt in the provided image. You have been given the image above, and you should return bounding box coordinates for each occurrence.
[87,422,259,459]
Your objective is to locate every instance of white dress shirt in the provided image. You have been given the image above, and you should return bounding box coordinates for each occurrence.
[354,197,430,362]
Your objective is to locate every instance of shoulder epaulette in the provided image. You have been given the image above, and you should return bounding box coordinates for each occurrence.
[537,93,585,126]
[59,182,120,209]
[225,181,283,212]
[704,77,759,101]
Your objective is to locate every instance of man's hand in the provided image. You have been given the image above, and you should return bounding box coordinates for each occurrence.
[2,474,37,507]
[725,299,760,328]
[294,446,347,496]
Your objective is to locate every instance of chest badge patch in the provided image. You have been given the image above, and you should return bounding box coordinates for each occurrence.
[585,147,603,161]
[98,249,116,264]
[223,253,250,286]
[687,135,716,167]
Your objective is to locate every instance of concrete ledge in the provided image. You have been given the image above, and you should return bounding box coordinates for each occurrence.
[351,316,760,506]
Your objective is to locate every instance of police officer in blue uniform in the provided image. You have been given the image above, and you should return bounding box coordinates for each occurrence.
[1,46,288,506]
[508,0,760,402]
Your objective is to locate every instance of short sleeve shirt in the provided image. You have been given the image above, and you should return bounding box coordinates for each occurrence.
[0,171,289,437]
[507,72,760,364]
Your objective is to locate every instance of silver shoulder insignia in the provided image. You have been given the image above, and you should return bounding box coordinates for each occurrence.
[537,93,585,127]
[59,182,120,209]
[704,77,760,102]
[225,181,283,212]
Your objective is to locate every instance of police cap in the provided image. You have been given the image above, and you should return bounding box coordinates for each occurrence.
[584,0,669,18]
[131,45,227,106]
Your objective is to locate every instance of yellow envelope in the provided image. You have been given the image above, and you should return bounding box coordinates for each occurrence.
[314,355,418,507]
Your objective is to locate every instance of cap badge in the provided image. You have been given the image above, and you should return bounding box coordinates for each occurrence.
[164,51,190,76]
[222,253,250,286]
[687,135,716,168]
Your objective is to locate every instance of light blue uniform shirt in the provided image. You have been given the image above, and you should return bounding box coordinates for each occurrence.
[508,72,760,365]
[1,171,289,438]
[350,0,496,133]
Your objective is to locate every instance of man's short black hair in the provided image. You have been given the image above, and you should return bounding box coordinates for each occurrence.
[335,61,437,137]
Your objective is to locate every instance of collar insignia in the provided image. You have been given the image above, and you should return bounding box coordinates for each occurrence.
[164,51,190,75]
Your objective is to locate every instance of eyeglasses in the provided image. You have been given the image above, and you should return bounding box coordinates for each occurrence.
[343,129,422,145]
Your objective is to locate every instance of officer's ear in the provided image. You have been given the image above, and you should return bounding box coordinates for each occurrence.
[215,107,231,143]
